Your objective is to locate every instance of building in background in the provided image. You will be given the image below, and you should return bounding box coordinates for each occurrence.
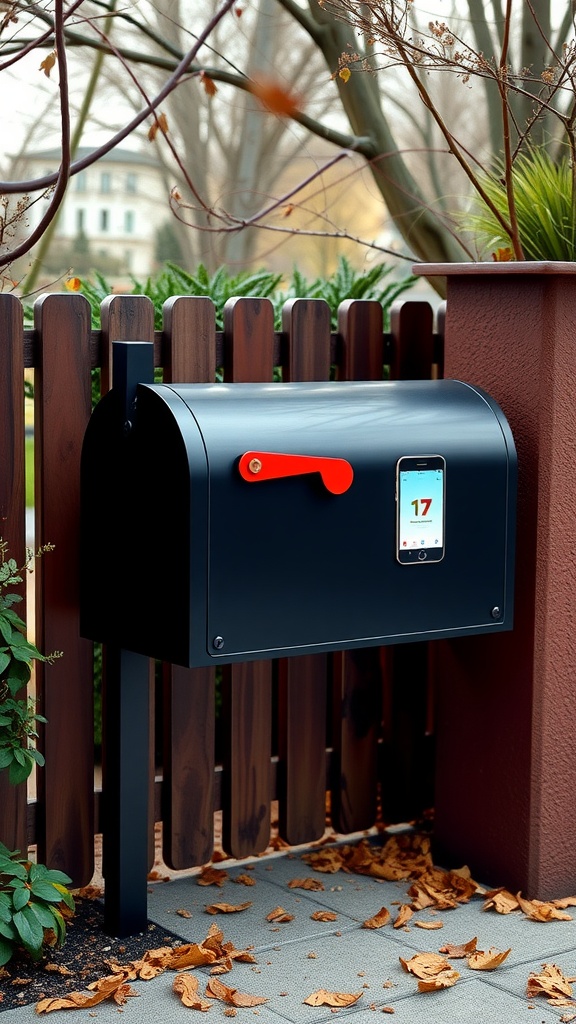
[20,146,173,280]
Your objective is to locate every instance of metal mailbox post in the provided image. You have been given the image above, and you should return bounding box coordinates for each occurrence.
[81,341,517,934]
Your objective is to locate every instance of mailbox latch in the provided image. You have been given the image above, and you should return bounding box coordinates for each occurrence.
[238,451,353,495]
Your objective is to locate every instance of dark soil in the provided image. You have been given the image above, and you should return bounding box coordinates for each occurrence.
[0,895,183,1012]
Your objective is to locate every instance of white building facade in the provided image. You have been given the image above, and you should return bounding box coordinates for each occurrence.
[23,147,170,277]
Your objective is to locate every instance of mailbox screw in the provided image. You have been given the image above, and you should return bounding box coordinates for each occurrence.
[491,606,501,620]
[213,636,225,650]
[123,419,132,435]
[248,458,262,474]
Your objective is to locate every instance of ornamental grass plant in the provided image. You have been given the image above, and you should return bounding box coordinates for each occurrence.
[466,148,576,262]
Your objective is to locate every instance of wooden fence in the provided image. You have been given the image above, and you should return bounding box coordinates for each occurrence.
[0,292,442,887]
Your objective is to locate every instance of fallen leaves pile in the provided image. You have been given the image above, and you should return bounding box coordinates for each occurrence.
[32,833,576,1014]
[36,923,257,1013]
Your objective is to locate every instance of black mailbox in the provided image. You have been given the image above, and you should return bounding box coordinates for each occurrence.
[81,344,516,666]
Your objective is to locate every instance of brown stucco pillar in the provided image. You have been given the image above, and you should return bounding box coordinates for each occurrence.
[415,262,576,898]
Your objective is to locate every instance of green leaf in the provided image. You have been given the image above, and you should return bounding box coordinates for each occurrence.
[28,880,66,903]
[0,651,10,674]
[13,906,44,957]
[27,899,58,931]
[5,660,30,685]
[12,885,30,911]
[53,883,75,912]
[43,868,73,886]
[9,756,32,785]
[0,858,27,880]
[0,918,18,940]
[0,935,14,966]
[0,615,15,644]
[47,905,66,946]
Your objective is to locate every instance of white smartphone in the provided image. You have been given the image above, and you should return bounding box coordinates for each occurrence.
[396,455,446,564]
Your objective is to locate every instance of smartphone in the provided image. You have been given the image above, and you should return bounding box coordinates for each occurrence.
[396,455,445,564]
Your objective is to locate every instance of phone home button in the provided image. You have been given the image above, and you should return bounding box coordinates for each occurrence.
[418,550,427,561]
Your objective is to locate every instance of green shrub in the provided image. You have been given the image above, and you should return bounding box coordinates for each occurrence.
[78,256,416,332]
[0,542,61,785]
[0,844,74,966]
[0,540,74,966]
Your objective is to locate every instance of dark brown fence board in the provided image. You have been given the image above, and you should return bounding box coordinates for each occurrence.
[330,300,384,834]
[281,298,331,383]
[383,300,436,822]
[162,296,217,868]
[99,295,157,871]
[337,299,384,381]
[33,294,94,884]
[221,298,274,858]
[277,299,331,843]
[389,301,434,380]
[0,294,28,853]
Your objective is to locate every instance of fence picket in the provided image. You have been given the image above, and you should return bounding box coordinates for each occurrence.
[0,295,27,854]
[277,299,331,844]
[99,295,157,873]
[330,300,384,833]
[34,294,94,884]
[382,300,437,822]
[221,297,274,858]
[162,296,217,869]
[389,301,434,380]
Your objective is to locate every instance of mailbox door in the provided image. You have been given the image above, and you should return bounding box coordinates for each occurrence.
[81,386,209,666]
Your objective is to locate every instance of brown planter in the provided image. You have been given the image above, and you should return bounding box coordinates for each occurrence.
[415,262,576,898]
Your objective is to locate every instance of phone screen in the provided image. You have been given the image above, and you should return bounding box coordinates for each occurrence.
[396,456,445,564]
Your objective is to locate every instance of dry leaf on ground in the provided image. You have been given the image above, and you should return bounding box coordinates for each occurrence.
[288,877,325,891]
[303,989,363,1007]
[301,847,345,873]
[206,976,267,1007]
[393,904,414,928]
[417,970,460,992]
[108,922,256,980]
[408,868,477,911]
[72,885,103,900]
[205,901,253,914]
[414,919,444,930]
[234,873,255,886]
[362,907,391,929]
[176,908,192,918]
[266,906,294,923]
[310,910,338,922]
[302,834,433,882]
[400,952,452,980]
[517,893,573,922]
[439,938,478,959]
[527,963,575,1004]
[467,947,511,970]
[36,971,138,1013]
[197,866,228,887]
[554,896,576,909]
[173,973,212,1011]
[482,888,519,914]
